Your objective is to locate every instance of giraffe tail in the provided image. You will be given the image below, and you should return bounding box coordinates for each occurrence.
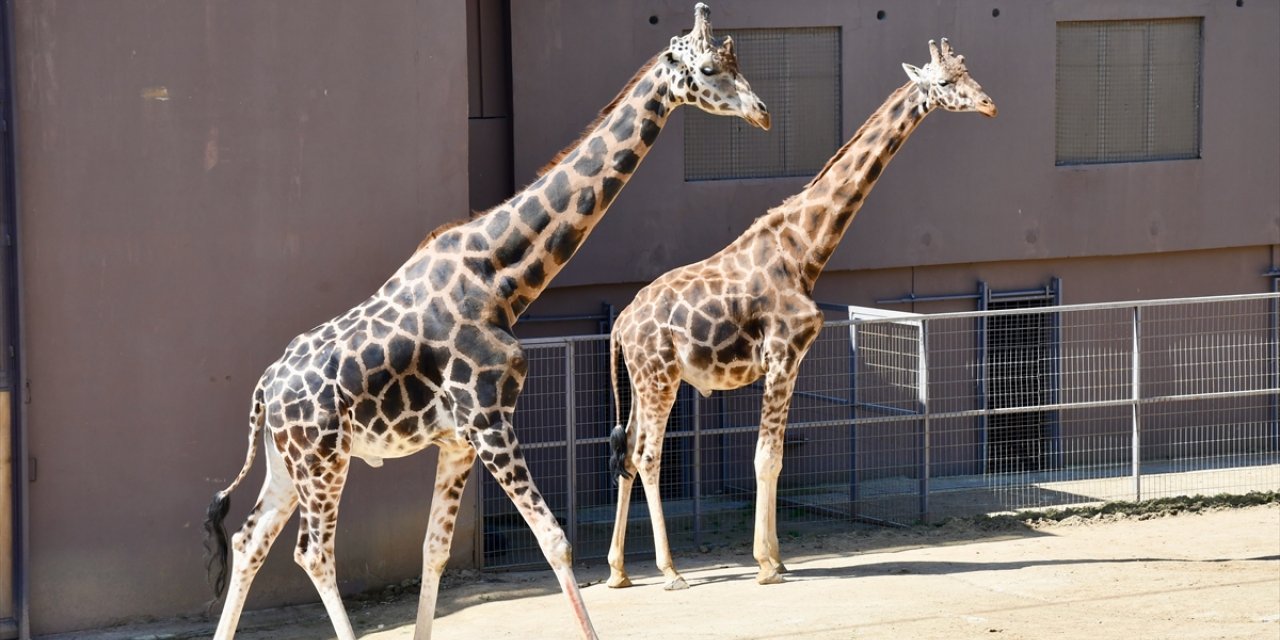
[607,336,633,484]
[202,375,268,602]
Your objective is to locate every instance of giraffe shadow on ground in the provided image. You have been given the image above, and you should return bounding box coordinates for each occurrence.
[684,554,1280,588]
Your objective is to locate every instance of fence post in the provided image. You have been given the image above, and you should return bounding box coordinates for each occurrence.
[564,341,577,549]
[848,323,859,516]
[692,392,703,548]
[473,456,485,569]
[1131,306,1142,502]
[1270,281,1279,451]
[918,319,931,523]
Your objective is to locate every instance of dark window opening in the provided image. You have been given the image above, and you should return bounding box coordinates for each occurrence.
[985,297,1055,473]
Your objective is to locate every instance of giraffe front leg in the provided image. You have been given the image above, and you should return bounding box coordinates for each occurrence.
[626,378,686,590]
[477,416,599,640]
[413,442,476,640]
[753,362,802,586]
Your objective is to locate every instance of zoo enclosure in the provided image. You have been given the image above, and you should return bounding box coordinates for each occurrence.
[479,292,1280,569]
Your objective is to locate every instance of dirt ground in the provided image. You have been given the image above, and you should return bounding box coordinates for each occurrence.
[63,502,1279,640]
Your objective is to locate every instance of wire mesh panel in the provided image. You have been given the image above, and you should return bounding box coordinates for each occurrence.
[479,293,1280,569]
[684,27,841,181]
[479,342,570,568]
[1056,18,1202,165]
[1138,297,1280,499]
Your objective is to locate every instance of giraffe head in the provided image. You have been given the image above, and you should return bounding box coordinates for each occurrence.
[662,3,771,129]
[902,38,997,117]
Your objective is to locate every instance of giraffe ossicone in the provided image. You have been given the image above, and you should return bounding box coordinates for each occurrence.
[200,4,767,640]
[605,38,996,591]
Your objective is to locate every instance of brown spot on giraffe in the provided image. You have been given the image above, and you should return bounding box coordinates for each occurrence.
[604,37,996,592]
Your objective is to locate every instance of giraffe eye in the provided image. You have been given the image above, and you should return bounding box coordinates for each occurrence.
[700,65,715,76]
[939,80,953,87]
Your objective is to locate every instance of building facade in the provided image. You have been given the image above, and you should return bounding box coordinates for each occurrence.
[1,0,1276,636]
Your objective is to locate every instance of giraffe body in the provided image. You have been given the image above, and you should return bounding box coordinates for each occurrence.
[606,38,996,590]
[202,5,768,639]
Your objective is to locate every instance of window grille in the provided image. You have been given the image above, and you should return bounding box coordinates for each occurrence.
[684,27,841,181]
[1055,18,1202,165]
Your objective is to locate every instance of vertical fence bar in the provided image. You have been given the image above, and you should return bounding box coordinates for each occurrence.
[718,394,728,499]
[918,318,931,523]
[473,457,485,569]
[1270,277,1279,451]
[977,281,990,474]
[692,392,703,548]
[1047,277,1063,469]
[564,342,577,548]
[848,323,859,514]
[1131,305,1142,502]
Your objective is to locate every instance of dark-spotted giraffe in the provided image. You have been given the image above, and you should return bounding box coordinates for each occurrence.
[605,38,995,590]
[202,5,768,639]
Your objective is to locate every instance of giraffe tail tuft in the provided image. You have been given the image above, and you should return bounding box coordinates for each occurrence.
[202,490,232,600]
[607,336,633,484]
[608,424,631,483]
[202,375,268,602]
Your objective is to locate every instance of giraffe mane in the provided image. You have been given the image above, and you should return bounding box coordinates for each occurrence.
[415,215,480,251]
[801,82,914,190]
[415,55,661,253]
[534,54,660,178]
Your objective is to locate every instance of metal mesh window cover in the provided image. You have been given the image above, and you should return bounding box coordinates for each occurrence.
[684,27,841,181]
[1056,18,1202,165]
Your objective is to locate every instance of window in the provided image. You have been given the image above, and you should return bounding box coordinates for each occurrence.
[1055,18,1202,165]
[684,27,841,181]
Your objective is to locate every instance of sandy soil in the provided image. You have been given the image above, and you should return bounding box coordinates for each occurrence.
[62,504,1280,640]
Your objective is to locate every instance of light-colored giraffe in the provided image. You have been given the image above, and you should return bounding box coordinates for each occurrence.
[605,38,995,590]
[201,5,768,639]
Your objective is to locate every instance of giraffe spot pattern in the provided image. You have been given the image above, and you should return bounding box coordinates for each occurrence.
[221,42,768,622]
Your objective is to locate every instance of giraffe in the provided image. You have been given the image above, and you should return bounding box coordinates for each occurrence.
[605,38,995,591]
[201,5,769,639]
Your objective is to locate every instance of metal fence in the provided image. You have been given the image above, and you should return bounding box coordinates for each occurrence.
[478,293,1280,569]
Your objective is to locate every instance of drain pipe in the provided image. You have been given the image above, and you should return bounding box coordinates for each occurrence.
[1,1,29,637]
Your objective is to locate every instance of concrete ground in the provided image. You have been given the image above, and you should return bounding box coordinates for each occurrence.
[56,502,1280,640]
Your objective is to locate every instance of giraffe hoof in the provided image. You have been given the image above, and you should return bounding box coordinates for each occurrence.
[663,576,690,591]
[756,569,786,585]
[607,573,632,589]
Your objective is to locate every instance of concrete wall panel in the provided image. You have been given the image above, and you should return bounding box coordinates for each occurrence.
[13,1,468,633]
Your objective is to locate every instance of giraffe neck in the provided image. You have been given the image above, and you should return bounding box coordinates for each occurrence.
[788,81,932,289]
[485,58,674,317]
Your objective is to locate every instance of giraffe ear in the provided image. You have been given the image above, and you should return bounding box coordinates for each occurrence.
[902,63,926,87]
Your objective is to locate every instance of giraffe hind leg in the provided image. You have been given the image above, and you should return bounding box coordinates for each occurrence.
[212,437,298,640]
[291,440,355,640]
[606,460,637,588]
[629,376,687,590]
